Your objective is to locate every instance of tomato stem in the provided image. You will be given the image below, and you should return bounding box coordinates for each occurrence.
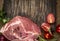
[38,36,47,41]
[48,29,52,35]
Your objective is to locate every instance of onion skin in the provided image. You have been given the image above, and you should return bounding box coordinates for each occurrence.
[47,13,55,23]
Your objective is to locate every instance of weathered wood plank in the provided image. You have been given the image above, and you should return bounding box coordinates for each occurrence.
[3,0,56,31]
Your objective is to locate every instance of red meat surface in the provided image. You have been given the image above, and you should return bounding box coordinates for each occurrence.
[0,16,41,41]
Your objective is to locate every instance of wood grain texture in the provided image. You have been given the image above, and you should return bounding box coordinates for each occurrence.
[57,0,60,24]
[0,0,3,10]
[3,0,56,30]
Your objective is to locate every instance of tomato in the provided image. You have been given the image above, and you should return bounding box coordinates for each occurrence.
[47,13,55,23]
[41,22,50,32]
[44,32,52,39]
[56,25,60,33]
[41,22,52,35]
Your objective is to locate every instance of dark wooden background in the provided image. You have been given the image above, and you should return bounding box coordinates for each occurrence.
[0,0,60,41]
[1,0,56,31]
[57,0,60,25]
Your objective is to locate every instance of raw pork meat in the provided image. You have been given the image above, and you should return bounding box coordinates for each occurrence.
[0,16,41,41]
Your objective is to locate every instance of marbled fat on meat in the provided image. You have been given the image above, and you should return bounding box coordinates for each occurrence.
[0,16,41,41]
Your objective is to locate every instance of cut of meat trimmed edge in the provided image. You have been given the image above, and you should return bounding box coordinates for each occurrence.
[0,16,41,41]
